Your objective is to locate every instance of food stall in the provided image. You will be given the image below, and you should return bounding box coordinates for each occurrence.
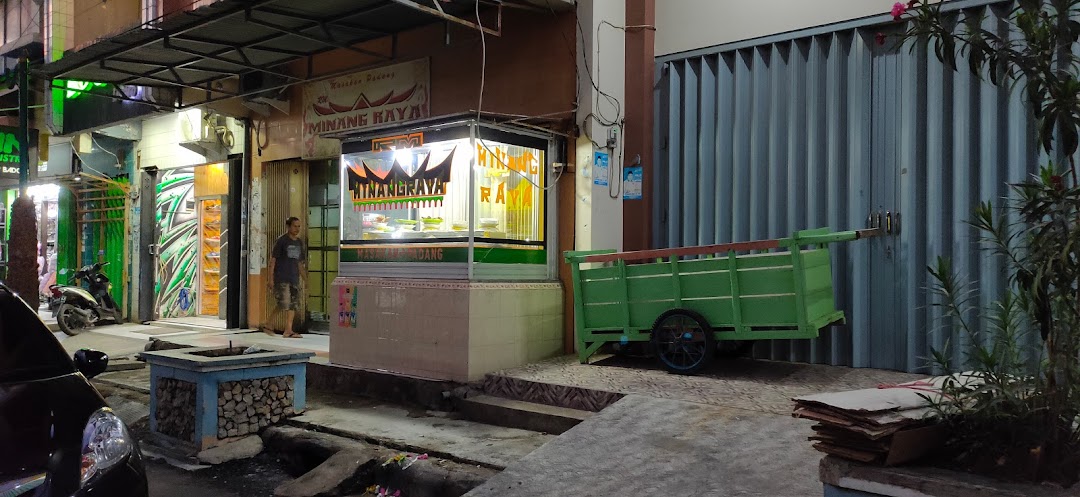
[330,117,564,382]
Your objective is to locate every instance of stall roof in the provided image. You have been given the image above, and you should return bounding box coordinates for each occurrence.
[36,0,506,99]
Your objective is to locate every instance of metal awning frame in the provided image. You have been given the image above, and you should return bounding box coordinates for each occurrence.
[38,0,506,109]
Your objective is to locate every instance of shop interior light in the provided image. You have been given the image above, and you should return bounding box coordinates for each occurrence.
[392,147,414,170]
[73,173,81,182]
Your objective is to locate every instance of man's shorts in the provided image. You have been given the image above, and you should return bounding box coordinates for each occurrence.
[275,283,300,311]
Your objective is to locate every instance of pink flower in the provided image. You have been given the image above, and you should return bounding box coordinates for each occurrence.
[875,32,887,46]
[1051,175,1065,191]
[891,2,907,20]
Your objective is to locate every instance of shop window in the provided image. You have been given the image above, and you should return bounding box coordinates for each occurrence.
[338,121,552,272]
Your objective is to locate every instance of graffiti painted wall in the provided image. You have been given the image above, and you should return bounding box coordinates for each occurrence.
[155,167,198,318]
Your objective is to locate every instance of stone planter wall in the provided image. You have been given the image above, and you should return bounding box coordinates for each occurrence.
[156,378,197,442]
[217,376,296,438]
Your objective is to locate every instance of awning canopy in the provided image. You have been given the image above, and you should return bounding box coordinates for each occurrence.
[36,0,509,99]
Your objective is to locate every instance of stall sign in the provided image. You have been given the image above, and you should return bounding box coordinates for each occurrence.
[344,146,455,210]
[302,59,431,159]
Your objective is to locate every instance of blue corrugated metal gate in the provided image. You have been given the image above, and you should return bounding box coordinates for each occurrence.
[653,0,1044,372]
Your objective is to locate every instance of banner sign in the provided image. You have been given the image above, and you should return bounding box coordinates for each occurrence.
[302,59,431,159]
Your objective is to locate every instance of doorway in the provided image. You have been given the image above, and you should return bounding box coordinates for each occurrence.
[149,162,231,328]
[262,160,309,332]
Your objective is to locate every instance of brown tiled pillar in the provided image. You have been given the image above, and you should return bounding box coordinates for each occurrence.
[623,0,655,251]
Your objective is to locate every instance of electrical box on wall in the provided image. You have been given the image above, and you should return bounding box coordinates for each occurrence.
[75,133,93,154]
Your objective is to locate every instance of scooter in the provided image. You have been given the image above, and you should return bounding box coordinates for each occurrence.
[53,261,122,336]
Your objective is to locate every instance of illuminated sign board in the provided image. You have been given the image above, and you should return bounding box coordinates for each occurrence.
[0,126,39,177]
[63,80,108,99]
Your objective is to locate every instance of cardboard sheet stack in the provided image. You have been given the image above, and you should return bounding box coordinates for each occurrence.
[792,378,952,466]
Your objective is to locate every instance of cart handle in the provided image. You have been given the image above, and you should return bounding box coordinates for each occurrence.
[566,228,883,264]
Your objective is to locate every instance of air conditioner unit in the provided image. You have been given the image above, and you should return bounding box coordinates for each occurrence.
[179,109,228,158]
[239,72,291,117]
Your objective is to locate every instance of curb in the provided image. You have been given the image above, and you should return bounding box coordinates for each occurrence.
[93,377,152,395]
[281,418,506,471]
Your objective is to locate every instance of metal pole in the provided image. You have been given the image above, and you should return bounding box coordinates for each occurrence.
[18,53,29,194]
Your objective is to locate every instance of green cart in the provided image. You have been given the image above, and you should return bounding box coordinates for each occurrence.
[564,228,880,374]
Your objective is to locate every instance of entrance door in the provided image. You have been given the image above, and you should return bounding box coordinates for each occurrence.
[867,30,906,370]
[263,161,309,332]
[139,168,158,322]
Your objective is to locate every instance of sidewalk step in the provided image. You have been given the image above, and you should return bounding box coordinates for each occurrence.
[457,394,591,435]
[106,359,147,372]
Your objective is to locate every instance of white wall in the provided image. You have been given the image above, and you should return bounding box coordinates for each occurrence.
[655,0,895,56]
[137,113,205,170]
[136,111,244,170]
[575,0,625,254]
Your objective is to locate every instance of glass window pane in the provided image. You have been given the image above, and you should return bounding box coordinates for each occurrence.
[326,207,340,228]
[307,296,324,314]
[308,251,324,271]
[326,251,339,271]
[308,272,324,296]
[308,229,324,247]
[474,141,545,243]
[324,273,335,298]
[308,207,323,228]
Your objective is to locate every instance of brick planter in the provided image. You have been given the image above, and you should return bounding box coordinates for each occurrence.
[141,346,314,451]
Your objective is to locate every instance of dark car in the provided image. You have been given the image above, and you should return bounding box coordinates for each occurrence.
[0,284,148,496]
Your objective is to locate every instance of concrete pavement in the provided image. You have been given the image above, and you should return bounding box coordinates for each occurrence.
[465,394,823,497]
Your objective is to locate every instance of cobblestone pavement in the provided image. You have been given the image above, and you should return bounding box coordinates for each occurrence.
[488,354,925,415]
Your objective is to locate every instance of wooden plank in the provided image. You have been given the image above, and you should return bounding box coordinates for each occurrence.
[670,257,683,307]
[679,272,734,299]
[581,278,623,305]
[616,260,631,332]
[626,274,676,301]
[740,296,799,325]
[727,251,744,333]
[582,238,782,263]
[628,301,677,329]
[581,265,619,281]
[800,249,832,268]
[802,264,835,294]
[735,267,796,296]
[583,303,623,329]
[625,261,680,278]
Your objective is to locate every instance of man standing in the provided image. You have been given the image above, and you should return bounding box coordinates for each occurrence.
[267,216,306,338]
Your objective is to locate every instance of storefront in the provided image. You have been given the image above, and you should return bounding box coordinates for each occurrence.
[134,109,247,327]
[330,116,564,382]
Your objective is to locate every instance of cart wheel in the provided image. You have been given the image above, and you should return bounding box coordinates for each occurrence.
[651,310,715,375]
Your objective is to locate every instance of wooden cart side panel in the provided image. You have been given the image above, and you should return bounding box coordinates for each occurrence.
[801,248,842,326]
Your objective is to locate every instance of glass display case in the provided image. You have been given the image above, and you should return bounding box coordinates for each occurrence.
[337,119,558,280]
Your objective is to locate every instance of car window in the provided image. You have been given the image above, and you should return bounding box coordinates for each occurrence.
[0,288,75,383]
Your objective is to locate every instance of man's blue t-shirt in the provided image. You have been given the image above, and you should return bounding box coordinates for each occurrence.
[272,234,306,286]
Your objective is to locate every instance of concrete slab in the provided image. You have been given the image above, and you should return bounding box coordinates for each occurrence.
[288,392,553,469]
[465,395,822,497]
[486,355,924,415]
